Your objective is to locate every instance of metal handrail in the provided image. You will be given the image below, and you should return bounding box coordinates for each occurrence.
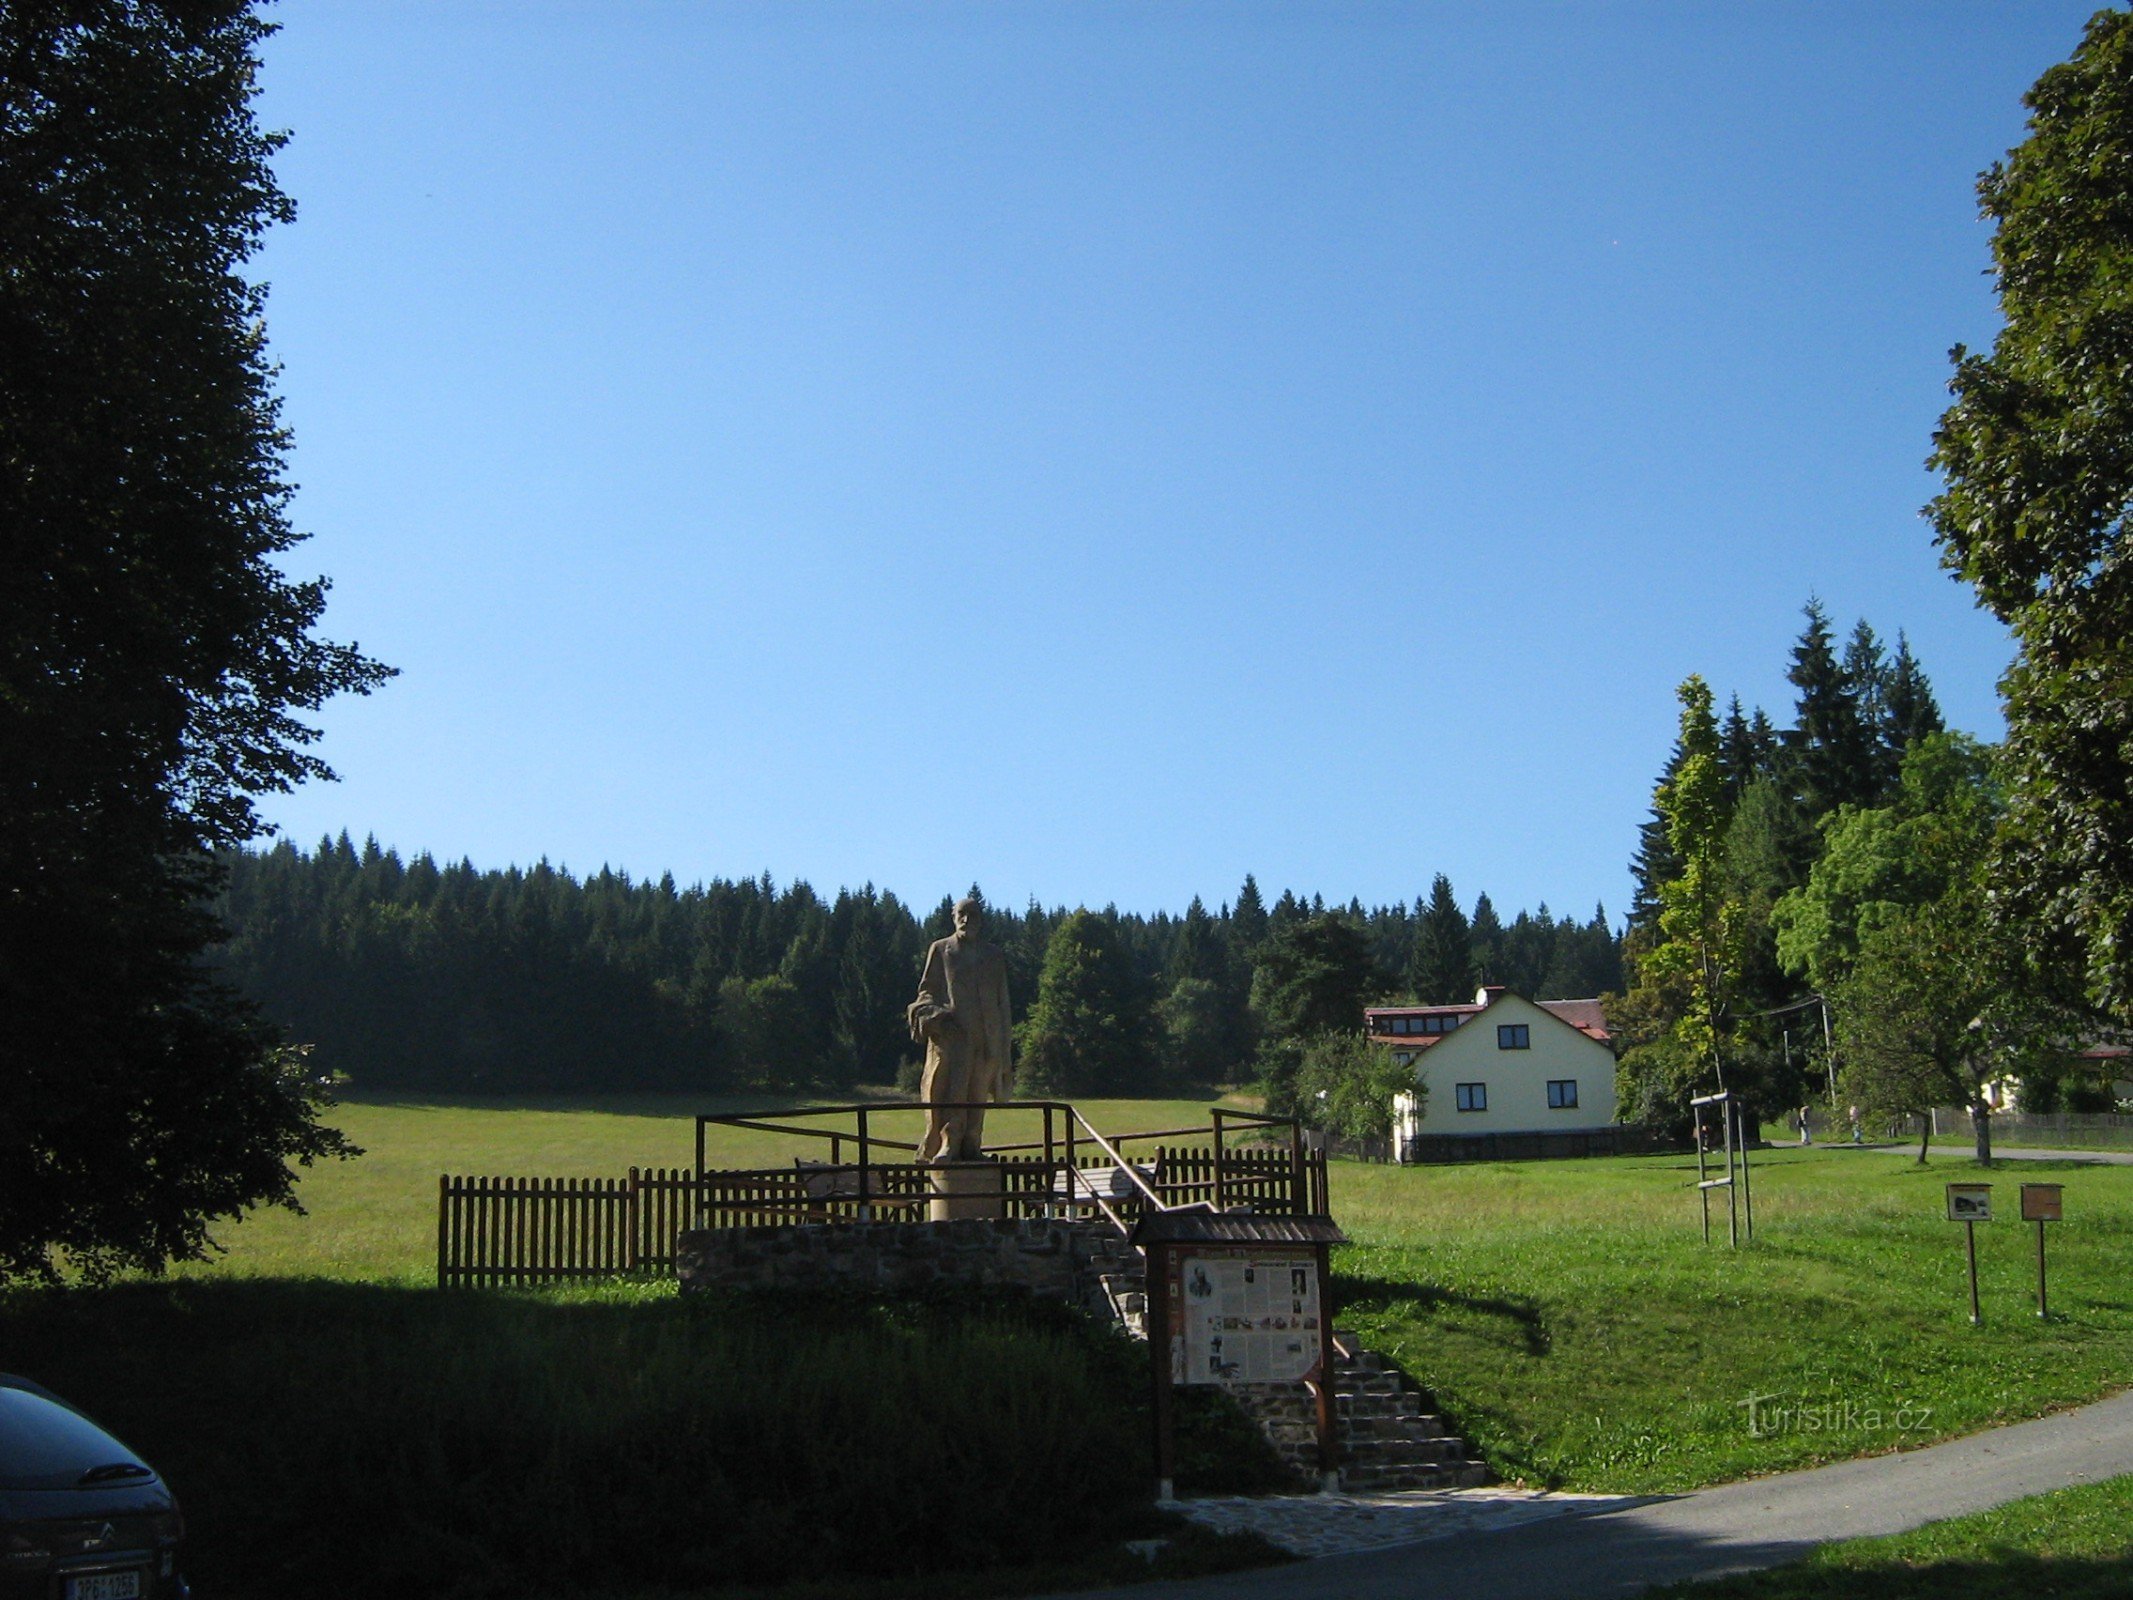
[691,1098,1316,1233]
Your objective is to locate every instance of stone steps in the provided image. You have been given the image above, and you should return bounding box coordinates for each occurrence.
[1068,1228,1492,1493]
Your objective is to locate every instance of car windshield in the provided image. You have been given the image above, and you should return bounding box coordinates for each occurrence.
[0,1386,149,1491]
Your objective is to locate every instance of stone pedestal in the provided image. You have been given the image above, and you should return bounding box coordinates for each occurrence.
[928,1159,1006,1222]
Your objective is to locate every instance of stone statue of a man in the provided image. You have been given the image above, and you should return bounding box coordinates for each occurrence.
[907,895,1013,1163]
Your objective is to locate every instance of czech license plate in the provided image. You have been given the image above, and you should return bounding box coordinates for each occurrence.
[66,1572,143,1600]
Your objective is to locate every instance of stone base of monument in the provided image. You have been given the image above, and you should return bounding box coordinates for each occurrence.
[927,1159,1006,1222]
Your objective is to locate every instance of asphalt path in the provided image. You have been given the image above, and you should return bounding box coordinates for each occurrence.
[1061,1389,2133,1600]
[1862,1142,2133,1166]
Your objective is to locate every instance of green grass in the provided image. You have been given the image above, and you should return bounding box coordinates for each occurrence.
[1,1092,1284,1599]
[187,1091,1244,1282]
[1650,1473,2133,1598]
[1328,1145,2133,1492]
[20,1099,2133,1597]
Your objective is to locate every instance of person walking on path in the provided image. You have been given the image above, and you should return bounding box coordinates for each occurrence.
[1796,1104,1812,1146]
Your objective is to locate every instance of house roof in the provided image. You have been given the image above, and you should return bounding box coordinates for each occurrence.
[1131,1207,1348,1247]
[1364,989,1611,1047]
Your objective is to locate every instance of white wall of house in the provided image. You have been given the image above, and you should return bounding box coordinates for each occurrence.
[1393,992,1616,1136]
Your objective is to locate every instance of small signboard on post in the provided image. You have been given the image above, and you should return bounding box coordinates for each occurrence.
[1945,1183,1991,1324]
[1135,1208,1347,1502]
[2021,1183,2063,1318]
[1178,1255,1323,1386]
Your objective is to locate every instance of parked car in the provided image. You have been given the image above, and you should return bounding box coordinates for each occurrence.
[0,1375,187,1599]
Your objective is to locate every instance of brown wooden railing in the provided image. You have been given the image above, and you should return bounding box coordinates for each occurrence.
[437,1105,1331,1287]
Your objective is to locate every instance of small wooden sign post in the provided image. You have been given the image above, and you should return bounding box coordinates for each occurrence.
[2021,1183,2063,1319]
[1946,1183,1992,1324]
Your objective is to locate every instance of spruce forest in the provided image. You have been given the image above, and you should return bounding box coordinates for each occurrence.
[214,598,1968,1112]
[1611,598,1992,1134]
[214,850,1617,1099]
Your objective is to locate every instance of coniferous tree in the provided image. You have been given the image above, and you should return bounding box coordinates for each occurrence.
[1231,875,1269,956]
[1468,894,1504,987]
[1016,910,1154,1096]
[1784,599,1879,819]
[1629,728,1691,934]
[1880,632,1945,764]
[1718,696,1770,803]
[1407,875,1474,1003]
[1843,621,1902,800]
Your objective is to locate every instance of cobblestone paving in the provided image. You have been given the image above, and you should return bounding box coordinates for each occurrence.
[1167,1486,1649,1559]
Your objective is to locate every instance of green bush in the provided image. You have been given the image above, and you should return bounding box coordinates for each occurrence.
[0,1281,1164,1598]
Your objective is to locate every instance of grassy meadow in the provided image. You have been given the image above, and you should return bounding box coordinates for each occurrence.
[1332,1144,2133,1493]
[2,1092,1287,1600]
[1653,1473,2133,1599]
[186,1091,1246,1281]
[10,1095,2133,1597]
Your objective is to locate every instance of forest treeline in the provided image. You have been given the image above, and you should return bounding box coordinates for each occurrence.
[1612,599,2011,1132]
[213,844,1620,1097]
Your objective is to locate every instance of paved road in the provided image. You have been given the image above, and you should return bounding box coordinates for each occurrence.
[1061,1389,2133,1600]
[1866,1143,2133,1166]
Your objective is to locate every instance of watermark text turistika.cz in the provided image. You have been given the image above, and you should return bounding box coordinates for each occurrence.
[1737,1393,1933,1438]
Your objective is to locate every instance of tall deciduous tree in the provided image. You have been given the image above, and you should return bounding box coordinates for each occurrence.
[1929,8,2133,1020]
[0,1,391,1278]
[1775,736,2082,1161]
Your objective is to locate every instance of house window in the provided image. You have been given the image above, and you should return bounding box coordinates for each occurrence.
[1498,1024,1530,1050]
[1391,1017,1411,1035]
[1393,1050,1414,1066]
[1547,1079,1579,1109]
[1455,1082,1487,1113]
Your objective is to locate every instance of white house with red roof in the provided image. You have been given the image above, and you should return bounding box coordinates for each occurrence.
[1367,985,1617,1155]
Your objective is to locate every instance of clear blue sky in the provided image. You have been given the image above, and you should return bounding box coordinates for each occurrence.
[250,1,2102,921]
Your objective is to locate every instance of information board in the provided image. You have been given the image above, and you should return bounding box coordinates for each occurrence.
[2020,1183,2063,1222]
[1946,1183,1992,1222]
[1175,1252,1321,1386]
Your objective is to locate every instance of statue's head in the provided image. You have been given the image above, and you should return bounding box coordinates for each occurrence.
[953,896,986,938]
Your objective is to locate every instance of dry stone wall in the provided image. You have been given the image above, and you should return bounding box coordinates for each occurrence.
[677,1216,1135,1319]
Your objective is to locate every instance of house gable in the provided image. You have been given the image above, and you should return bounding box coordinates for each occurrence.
[1386,988,1617,1136]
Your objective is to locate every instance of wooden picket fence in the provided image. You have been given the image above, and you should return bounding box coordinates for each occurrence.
[437,1167,694,1288]
[437,1142,1331,1288]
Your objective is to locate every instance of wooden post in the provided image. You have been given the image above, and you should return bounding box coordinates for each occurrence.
[1313,1240,1338,1489]
[1066,1118,1078,1215]
[1289,1117,1307,1215]
[694,1118,706,1229]
[1714,1100,1731,1254]
[627,1167,641,1273]
[856,1106,872,1222]
[2036,1219,2049,1319]
[1147,1241,1176,1503]
[1966,1220,1982,1325]
[1737,1103,1754,1243]
[1213,1116,1229,1211]
[1695,1104,1710,1243]
[437,1174,450,1287]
